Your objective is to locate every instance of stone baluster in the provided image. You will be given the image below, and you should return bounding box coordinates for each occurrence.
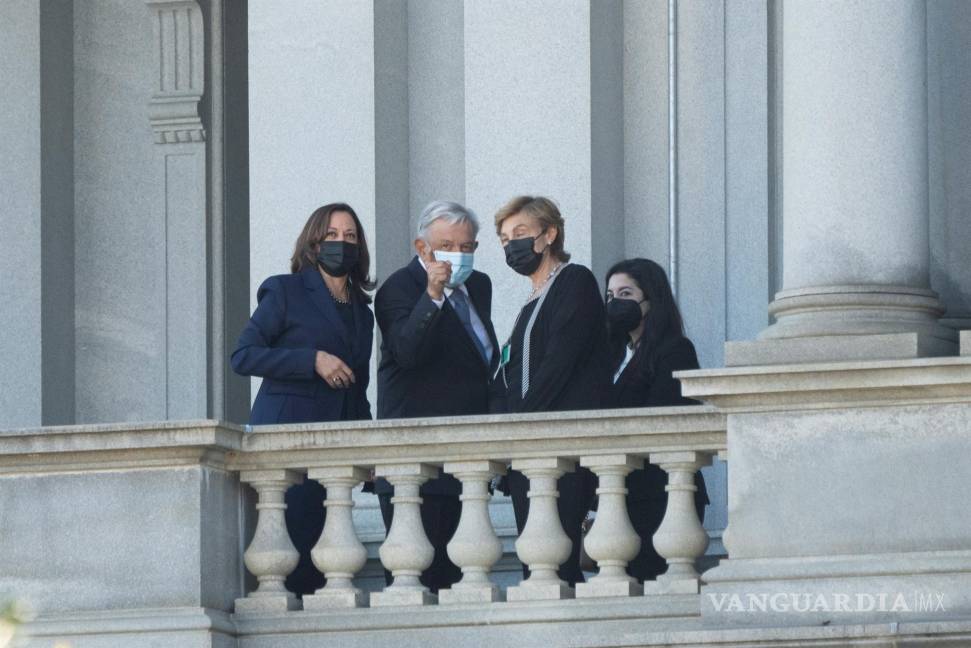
[439,461,507,604]
[507,458,576,601]
[370,463,438,607]
[235,470,302,613]
[643,451,710,595]
[576,455,643,597]
[302,466,369,609]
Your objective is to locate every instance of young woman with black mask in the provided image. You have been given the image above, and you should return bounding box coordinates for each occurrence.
[231,203,376,597]
[604,257,708,582]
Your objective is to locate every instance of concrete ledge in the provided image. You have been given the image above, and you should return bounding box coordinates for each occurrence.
[677,356,971,411]
[18,606,235,647]
[233,594,701,633]
[703,550,971,583]
[961,330,970,356]
[18,603,971,647]
[725,332,954,367]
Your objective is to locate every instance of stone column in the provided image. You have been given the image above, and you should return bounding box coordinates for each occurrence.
[146,0,209,419]
[439,460,507,604]
[303,466,369,610]
[642,452,709,596]
[506,458,576,602]
[463,0,624,339]
[371,463,438,607]
[576,455,642,598]
[236,470,302,614]
[0,0,75,428]
[728,0,956,366]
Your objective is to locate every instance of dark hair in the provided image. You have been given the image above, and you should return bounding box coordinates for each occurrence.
[605,257,686,375]
[291,203,376,304]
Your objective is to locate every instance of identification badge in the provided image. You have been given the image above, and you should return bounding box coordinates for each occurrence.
[500,343,511,367]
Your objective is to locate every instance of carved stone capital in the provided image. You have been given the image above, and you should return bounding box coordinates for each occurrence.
[146,0,205,144]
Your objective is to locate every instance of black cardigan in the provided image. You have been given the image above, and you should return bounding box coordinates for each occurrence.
[499,263,611,413]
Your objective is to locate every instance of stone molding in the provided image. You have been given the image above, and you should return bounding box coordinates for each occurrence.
[0,409,725,475]
[0,419,241,473]
[146,0,205,144]
[677,355,971,411]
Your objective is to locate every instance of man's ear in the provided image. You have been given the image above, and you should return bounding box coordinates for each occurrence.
[415,238,431,261]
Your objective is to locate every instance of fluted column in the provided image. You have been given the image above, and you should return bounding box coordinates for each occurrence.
[507,458,576,601]
[643,452,710,595]
[302,466,369,610]
[439,461,507,604]
[576,455,642,598]
[370,463,438,607]
[235,470,302,613]
[732,0,956,366]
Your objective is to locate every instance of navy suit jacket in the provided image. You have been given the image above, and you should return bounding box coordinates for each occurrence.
[375,256,499,495]
[231,268,374,424]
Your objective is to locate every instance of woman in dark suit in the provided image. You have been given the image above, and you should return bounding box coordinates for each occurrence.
[604,257,708,582]
[231,202,375,596]
[493,195,611,587]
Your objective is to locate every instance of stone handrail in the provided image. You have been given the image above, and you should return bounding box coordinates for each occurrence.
[0,407,725,619]
[224,406,726,613]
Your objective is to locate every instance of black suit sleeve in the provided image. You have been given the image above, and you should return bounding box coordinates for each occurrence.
[644,341,699,407]
[520,268,605,412]
[230,277,316,380]
[375,281,445,371]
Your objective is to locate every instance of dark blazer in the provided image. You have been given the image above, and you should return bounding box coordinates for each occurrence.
[375,256,500,494]
[231,268,374,424]
[501,263,612,414]
[611,335,700,410]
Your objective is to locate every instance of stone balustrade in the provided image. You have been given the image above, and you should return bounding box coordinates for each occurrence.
[226,406,725,613]
[6,352,971,648]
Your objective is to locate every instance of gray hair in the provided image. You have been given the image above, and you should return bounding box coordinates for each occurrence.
[416,201,480,241]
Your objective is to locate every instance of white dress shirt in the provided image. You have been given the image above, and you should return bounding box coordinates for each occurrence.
[419,256,494,363]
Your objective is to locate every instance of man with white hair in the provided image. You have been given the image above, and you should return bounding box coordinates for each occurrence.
[374,200,499,594]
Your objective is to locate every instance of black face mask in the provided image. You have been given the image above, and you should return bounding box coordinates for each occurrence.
[607,297,645,333]
[504,235,547,276]
[317,240,359,277]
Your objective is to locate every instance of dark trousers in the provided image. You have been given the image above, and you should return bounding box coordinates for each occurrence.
[625,466,708,582]
[378,490,463,593]
[283,479,327,596]
[507,467,596,587]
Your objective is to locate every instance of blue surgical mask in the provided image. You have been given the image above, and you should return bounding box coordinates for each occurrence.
[433,250,475,288]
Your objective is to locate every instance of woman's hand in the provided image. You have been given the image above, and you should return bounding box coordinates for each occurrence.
[315,350,356,389]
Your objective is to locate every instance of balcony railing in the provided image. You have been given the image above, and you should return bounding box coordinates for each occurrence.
[226,406,726,612]
[6,351,971,647]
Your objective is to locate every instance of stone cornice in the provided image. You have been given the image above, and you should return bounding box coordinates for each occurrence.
[677,356,971,411]
[0,409,726,475]
[0,419,242,474]
[227,406,727,471]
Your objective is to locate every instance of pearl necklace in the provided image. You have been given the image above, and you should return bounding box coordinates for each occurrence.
[329,283,350,304]
[527,262,563,302]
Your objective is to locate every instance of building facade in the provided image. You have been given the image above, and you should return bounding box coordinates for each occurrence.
[2,1,971,646]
